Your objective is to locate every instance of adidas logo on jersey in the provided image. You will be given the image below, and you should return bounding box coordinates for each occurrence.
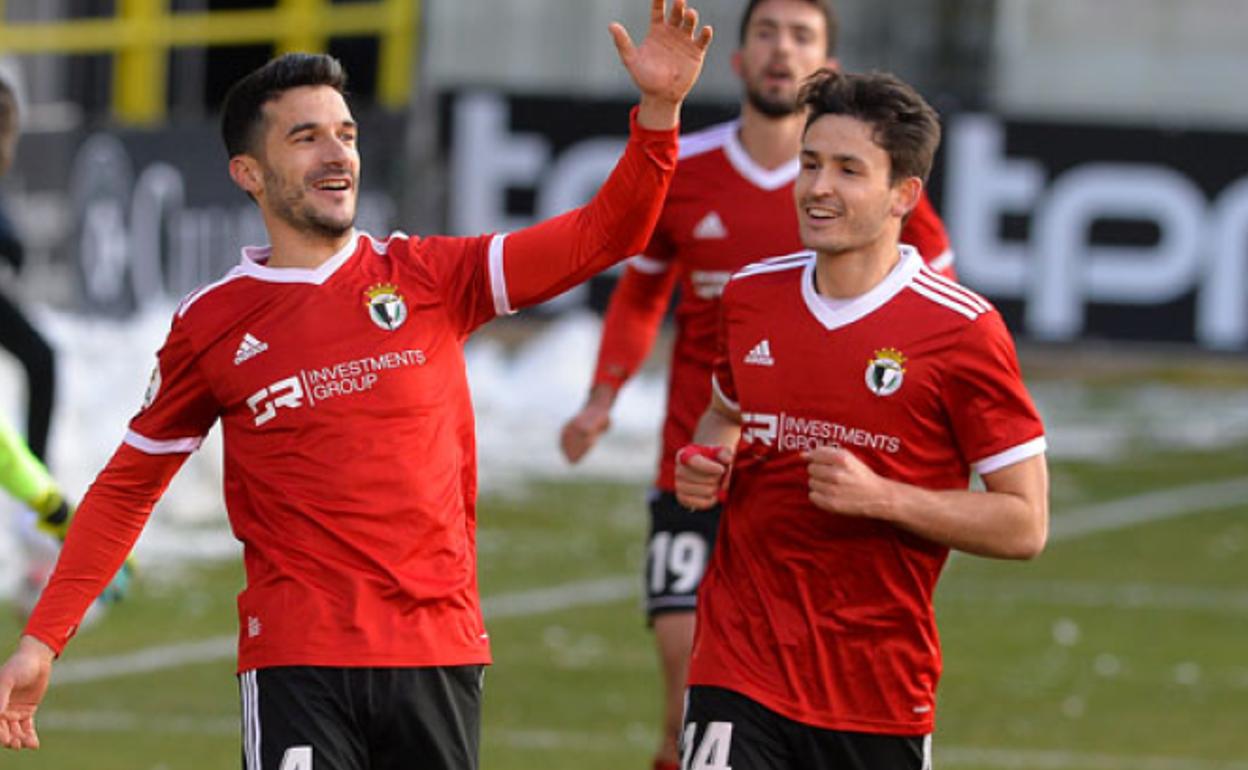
[744,339,774,367]
[233,333,269,365]
[693,211,728,240]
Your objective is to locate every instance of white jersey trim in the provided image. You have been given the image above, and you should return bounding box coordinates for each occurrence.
[488,233,515,316]
[629,255,671,275]
[723,124,799,191]
[679,119,799,190]
[925,248,955,273]
[711,373,740,414]
[909,269,991,321]
[974,436,1047,476]
[177,268,249,318]
[678,120,738,161]
[919,267,991,312]
[124,429,203,455]
[732,250,813,281]
[236,229,360,285]
[799,246,923,331]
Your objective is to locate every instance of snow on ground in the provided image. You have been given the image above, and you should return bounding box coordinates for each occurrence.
[3,305,1248,598]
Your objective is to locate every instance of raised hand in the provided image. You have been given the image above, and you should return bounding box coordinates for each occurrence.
[611,0,713,129]
[0,637,54,751]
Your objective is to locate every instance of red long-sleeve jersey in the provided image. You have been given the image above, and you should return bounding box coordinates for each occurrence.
[591,120,955,491]
[26,110,679,669]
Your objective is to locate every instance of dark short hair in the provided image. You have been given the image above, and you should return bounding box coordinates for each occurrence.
[221,53,347,158]
[799,69,940,184]
[739,0,838,56]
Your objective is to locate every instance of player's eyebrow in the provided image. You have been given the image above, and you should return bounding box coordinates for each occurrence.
[285,119,356,138]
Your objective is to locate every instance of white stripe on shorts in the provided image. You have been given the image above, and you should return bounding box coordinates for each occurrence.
[242,670,261,770]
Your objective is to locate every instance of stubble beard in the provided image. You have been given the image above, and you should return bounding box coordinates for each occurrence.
[265,167,355,239]
[744,82,799,119]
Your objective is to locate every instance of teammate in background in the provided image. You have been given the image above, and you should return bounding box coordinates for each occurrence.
[0,416,132,609]
[674,70,1048,769]
[0,1,712,766]
[558,2,953,767]
[0,73,58,463]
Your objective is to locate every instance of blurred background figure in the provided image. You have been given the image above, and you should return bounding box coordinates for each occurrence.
[0,64,56,465]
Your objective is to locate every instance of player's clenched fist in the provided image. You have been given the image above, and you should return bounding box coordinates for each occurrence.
[674,444,732,510]
[805,445,894,519]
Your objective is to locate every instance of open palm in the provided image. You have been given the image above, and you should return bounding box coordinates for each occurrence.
[611,0,713,105]
[0,642,52,751]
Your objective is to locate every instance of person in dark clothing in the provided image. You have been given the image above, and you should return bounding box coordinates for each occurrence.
[0,74,56,462]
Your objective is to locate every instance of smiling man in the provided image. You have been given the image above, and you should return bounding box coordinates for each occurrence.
[0,2,713,767]
[557,4,953,767]
[672,70,1049,770]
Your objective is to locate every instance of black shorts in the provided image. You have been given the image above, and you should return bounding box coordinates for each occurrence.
[238,665,484,770]
[645,490,721,619]
[683,686,931,770]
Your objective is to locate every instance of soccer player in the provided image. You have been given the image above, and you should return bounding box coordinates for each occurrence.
[672,69,1048,770]
[0,1,712,766]
[558,2,953,767]
[0,71,58,463]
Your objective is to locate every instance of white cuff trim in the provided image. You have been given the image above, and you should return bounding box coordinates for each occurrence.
[124,429,203,455]
[488,233,515,316]
[973,436,1046,476]
[711,373,740,414]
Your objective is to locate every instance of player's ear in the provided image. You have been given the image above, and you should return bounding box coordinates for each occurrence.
[890,176,922,218]
[229,155,263,199]
[731,49,744,79]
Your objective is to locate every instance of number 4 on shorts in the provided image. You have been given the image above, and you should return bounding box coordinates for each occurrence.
[681,721,733,770]
[280,746,313,770]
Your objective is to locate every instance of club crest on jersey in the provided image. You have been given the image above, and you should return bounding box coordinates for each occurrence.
[364,283,408,331]
[865,348,906,397]
[141,364,162,410]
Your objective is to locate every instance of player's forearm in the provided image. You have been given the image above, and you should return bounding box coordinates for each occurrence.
[592,268,675,389]
[24,444,185,653]
[881,459,1049,560]
[500,111,677,310]
[691,402,741,450]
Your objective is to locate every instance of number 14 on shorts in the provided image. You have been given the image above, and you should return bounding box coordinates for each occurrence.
[682,721,734,770]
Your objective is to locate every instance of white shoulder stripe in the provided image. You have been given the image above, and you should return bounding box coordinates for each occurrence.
[918,267,991,312]
[124,430,204,455]
[757,249,812,266]
[732,251,813,281]
[908,281,980,321]
[678,121,736,160]
[731,259,809,282]
[912,272,990,316]
[926,249,955,273]
[974,436,1047,476]
[177,269,249,318]
[488,233,515,317]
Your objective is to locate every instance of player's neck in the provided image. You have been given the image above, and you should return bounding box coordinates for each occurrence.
[262,219,356,269]
[736,103,804,171]
[813,238,902,299]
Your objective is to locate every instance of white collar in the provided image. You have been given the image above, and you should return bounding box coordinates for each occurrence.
[800,245,923,331]
[238,229,361,285]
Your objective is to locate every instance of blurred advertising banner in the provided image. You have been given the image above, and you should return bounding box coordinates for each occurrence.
[9,92,1247,353]
[441,92,1248,351]
[7,111,406,317]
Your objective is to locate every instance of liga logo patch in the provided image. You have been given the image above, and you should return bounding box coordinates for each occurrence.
[865,347,906,396]
[364,283,408,331]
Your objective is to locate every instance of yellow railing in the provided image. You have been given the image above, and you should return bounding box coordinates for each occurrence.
[0,0,418,125]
